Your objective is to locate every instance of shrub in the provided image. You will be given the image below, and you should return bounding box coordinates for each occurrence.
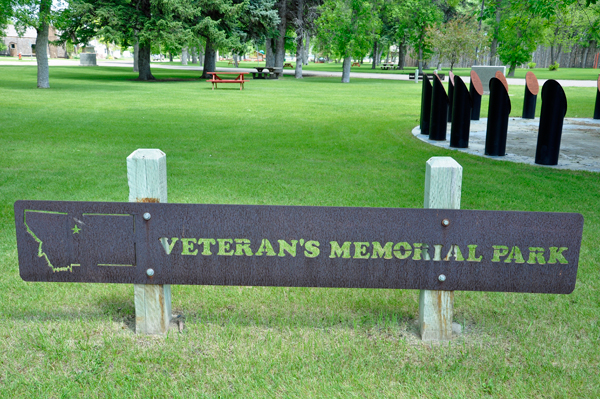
[527,62,536,69]
[549,62,560,71]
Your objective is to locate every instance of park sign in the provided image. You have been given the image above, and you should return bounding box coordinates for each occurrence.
[14,200,584,294]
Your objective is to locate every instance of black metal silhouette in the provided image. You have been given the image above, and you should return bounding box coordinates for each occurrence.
[535,80,568,166]
[522,71,539,119]
[485,77,511,156]
[447,71,455,122]
[429,74,449,141]
[470,70,483,120]
[420,75,433,135]
[594,76,600,120]
[450,76,472,148]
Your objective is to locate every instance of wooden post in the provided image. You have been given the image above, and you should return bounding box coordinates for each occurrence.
[419,157,462,341]
[127,149,172,334]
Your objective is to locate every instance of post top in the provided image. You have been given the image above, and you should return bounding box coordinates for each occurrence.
[470,70,483,95]
[526,71,539,95]
[426,156,462,169]
[127,149,166,160]
[495,71,509,93]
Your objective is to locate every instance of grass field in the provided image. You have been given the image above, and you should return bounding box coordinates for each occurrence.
[1,65,599,397]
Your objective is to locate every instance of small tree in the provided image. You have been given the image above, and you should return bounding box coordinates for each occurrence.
[497,12,543,76]
[405,0,442,74]
[316,0,379,83]
[426,17,487,71]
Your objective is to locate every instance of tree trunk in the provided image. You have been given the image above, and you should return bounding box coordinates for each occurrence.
[341,56,351,83]
[181,46,188,65]
[569,44,578,68]
[582,44,589,68]
[35,0,51,89]
[169,52,173,62]
[294,0,304,78]
[304,33,309,65]
[275,0,288,68]
[137,43,155,80]
[266,38,275,67]
[489,3,500,66]
[134,38,139,71]
[192,47,198,64]
[418,47,423,74]
[371,40,378,69]
[295,33,303,78]
[550,43,562,65]
[489,38,497,66]
[507,63,516,77]
[234,54,239,67]
[397,41,405,69]
[201,38,216,79]
[198,42,204,66]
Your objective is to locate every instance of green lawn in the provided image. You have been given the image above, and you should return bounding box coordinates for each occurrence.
[1,65,599,398]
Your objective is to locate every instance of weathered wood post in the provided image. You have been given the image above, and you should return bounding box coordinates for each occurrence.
[419,156,462,341]
[127,149,172,334]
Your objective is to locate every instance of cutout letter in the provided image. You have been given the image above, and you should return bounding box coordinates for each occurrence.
[330,241,351,258]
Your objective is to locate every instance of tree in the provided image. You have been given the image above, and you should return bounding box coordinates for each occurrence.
[316,0,379,82]
[11,0,54,88]
[426,16,486,70]
[292,0,321,78]
[60,0,202,80]
[405,0,442,74]
[195,0,278,78]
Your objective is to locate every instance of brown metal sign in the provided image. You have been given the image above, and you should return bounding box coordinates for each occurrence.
[14,200,584,294]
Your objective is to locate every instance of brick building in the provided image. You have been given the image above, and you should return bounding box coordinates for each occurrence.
[1,25,67,58]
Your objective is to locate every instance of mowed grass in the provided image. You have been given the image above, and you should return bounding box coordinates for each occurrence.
[1,65,599,398]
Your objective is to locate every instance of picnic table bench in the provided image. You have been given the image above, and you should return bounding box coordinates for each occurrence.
[283,63,294,68]
[408,73,446,81]
[253,67,283,79]
[351,62,361,67]
[380,63,398,70]
[206,72,248,90]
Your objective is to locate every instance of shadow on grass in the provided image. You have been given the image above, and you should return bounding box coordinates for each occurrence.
[7,286,416,332]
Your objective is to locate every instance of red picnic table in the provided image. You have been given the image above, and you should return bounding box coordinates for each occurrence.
[206,72,249,90]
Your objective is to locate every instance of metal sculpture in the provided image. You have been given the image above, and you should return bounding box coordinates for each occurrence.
[535,80,568,166]
[485,76,511,156]
[429,73,449,141]
[450,76,472,148]
[522,71,539,119]
[420,75,433,135]
[447,71,455,122]
[470,70,483,120]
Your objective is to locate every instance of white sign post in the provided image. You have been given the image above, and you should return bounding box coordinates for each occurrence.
[127,149,172,334]
[419,157,462,340]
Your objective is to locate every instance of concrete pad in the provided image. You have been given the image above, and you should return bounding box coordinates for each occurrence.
[412,118,600,173]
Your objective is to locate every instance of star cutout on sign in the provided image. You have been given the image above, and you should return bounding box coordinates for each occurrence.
[72,225,81,234]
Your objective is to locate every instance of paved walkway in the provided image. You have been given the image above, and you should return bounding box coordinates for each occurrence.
[412,118,600,173]
[1,58,598,88]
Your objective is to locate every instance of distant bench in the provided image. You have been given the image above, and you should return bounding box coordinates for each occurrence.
[408,73,445,81]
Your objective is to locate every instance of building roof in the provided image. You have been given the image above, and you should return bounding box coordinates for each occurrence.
[4,25,38,39]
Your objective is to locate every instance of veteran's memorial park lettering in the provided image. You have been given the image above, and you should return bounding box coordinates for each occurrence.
[15,201,583,294]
